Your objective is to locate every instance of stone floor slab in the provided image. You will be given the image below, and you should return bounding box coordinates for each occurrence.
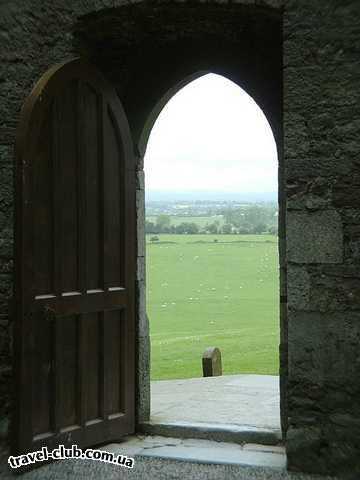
[151,374,281,430]
[0,435,337,480]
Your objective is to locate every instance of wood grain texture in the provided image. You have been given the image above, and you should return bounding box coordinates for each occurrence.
[14,58,136,455]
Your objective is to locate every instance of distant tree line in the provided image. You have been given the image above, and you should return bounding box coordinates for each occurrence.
[146,205,278,236]
[221,204,278,235]
[146,215,200,234]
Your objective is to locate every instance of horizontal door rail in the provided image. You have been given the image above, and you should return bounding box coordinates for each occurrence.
[31,289,127,315]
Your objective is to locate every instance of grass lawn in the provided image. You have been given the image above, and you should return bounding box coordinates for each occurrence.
[146,234,279,380]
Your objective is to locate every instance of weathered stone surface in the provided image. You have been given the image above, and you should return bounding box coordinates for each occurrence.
[136,277,150,424]
[285,177,333,211]
[288,311,360,384]
[0,0,359,477]
[136,188,145,258]
[287,266,309,311]
[202,347,222,377]
[136,279,147,335]
[136,170,145,191]
[287,210,343,264]
[0,365,11,441]
[284,0,360,474]
[287,311,360,475]
[344,224,360,263]
[307,266,360,312]
[286,426,323,472]
[0,233,13,258]
[0,146,12,165]
[149,375,280,433]
[139,422,281,448]
[137,256,146,282]
[333,175,360,208]
[137,333,151,424]
[0,434,337,480]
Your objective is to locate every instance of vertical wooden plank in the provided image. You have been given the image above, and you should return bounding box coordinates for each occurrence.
[119,310,126,415]
[83,312,101,422]
[104,309,123,416]
[99,312,106,420]
[77,314,86,428]
[32,311,52,436]
[83,84,102,291]
[76,81,86,429]
[58,315,78,428]
[50,96,62,436]
[98,96,106,424]
[57,82,79,294]
[52,98,62,297]
[50,315,60,434]
[103,106,121,289]
[33,112,54,296]
[77,80,87,295]
[99,95,105,291]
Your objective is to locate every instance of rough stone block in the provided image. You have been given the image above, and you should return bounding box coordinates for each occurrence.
[306,266,360,312]
[287,265,310,311]
[286,426,324,473]
[137,333,151,424]
[285,177,333,211]
[287,210,343,264]
[283,112,310,159]
[334,182,360,208]
[344,224,360,263]
[136,279,147,336]
[136,189,145,257]
[137,255,145,282]
[0,230,13,258]
[137,169,145,190]
[287,309,360,475]
[202,347,222,377]
[288,311,360,384]
[0,146,12,165]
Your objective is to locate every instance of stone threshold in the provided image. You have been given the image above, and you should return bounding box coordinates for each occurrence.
[0,436,338,479]
[107,434,287,470]
[138,420,282,446]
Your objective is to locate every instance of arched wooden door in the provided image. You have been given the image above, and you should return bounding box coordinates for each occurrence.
[13,59,136,454]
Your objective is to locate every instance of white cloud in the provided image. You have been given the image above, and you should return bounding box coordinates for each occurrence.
[144,73,278,193]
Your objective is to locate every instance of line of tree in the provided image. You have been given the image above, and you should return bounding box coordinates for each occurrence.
[146,205,278,235]
[146,216,200,235]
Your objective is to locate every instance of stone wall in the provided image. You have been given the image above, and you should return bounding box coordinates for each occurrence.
[72,0,284,435]
[284,0,360,476]
[0,0,282,450]
[0,0,153,449]
[0,0,358,477]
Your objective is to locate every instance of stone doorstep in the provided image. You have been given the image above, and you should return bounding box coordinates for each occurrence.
[138,420,282,446]
[105,435,287,470]
[0,438,336,480]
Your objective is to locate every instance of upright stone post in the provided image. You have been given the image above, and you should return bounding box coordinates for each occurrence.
[202,347,222,377]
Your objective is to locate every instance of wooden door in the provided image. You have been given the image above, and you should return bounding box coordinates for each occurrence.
[13,59,136,454]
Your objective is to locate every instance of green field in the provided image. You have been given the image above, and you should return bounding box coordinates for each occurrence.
[146,234,279,380]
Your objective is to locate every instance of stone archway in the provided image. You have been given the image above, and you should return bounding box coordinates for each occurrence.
[143,71,281,435]
[72,0,284,433]
[1,1,358,476]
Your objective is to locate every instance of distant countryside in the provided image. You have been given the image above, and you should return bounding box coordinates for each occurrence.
[146,199,280,381]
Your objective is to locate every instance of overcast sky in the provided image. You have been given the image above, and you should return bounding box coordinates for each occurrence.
[144,73,278,193]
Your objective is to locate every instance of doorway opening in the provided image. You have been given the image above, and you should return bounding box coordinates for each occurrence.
[143,73,280,436]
